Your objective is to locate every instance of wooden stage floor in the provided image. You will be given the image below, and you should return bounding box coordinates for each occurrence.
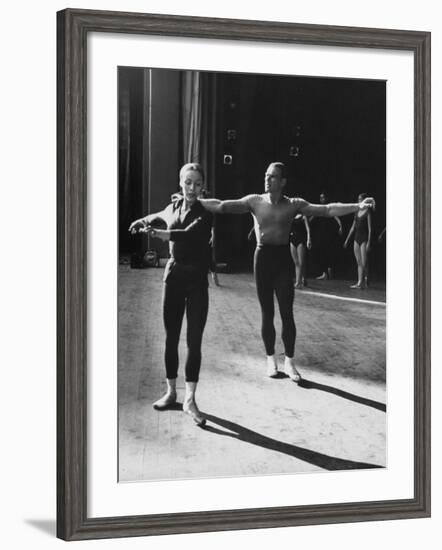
[118,266,386,482]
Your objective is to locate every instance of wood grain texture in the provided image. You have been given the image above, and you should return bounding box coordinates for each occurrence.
[56,8,431,541]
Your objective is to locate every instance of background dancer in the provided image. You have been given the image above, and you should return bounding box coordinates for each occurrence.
[309,192,343,280]
[289,214,311,289]
[343,192,373,289]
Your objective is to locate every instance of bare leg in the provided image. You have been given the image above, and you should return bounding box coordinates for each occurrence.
[290,242,301,287]
[350,241,363,288]
[211,270,220,286]
[360,241,369,287]
[297,243,306,288]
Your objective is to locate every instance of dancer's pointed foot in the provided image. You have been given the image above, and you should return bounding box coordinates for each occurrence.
[183,398,206,427]
[284,358,301,382]
[316,272,327,280]
[152,391,177,410]
[266,355,279,378]
[350,283,363,289]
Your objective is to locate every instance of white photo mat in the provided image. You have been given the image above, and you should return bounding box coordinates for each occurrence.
[88,32,414,518]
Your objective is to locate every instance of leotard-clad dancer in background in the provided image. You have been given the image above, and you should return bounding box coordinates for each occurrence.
[289,214,311,289]
[344,192,372,289]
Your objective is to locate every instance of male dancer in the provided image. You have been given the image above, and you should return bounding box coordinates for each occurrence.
[200,162,375,380]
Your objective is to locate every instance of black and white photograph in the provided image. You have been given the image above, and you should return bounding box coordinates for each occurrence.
[2,0,438,545]
[118,67,387,482]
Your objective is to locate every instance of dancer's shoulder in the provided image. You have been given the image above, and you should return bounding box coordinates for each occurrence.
[245,193,263,206]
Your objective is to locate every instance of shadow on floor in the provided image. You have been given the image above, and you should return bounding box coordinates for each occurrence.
[24,519,56,536]
[298,378,386,412]
[271,371,289,379]
[159,402,183,411]
[203,413,383,471]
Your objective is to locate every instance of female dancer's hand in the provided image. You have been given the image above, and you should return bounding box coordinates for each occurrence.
[359,197,376,211]
[128,219,147,234]
[307,238,312,250]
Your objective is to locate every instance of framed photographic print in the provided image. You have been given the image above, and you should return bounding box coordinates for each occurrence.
[57,8,431,541]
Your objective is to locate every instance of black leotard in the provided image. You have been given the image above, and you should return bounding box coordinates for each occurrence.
[289,216,307,247]
[354,211,369,245]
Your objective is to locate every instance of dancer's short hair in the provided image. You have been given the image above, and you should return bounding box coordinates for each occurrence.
[270,162,287,179]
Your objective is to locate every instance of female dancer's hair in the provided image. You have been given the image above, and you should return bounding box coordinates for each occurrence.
[179,162,205,180]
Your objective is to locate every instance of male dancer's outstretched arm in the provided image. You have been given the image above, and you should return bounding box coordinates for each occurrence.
[201,195,375,218]
[199,195,256,214]
[296,197,375,218]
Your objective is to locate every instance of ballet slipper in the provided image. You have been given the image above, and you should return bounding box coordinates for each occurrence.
[284,358,301,382]
[266,355,279,378]
[183,382,206,427]
[182,399,206,427]
[152,391,177,410]
[350,283,363,289]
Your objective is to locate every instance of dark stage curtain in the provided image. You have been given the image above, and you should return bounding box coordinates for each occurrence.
[181,71,217,196]
[118,69,145,257]
[181,71,218,265]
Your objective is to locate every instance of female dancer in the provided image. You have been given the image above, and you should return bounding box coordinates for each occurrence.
[289,214,311,288]
[343,192,372,289]
[129,163,213,427]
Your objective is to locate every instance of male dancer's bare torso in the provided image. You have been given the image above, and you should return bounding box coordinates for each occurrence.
[248,194,302,245]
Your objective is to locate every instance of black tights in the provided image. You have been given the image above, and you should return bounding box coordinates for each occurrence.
[254,245,296,357]
[162,280,208,382]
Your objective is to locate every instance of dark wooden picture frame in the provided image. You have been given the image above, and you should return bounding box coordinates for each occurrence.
[57,8,431,541]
